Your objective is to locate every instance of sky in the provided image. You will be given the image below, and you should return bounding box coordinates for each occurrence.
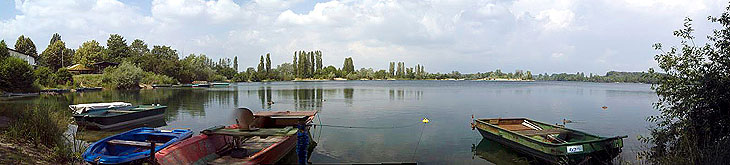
[0,0,727,74]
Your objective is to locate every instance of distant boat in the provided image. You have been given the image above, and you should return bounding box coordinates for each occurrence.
[82,127,192,164]
[75,87,103,92]
[71,103,167,130]
[151,84,172,88]
[155,110,318,165]
[472,118,626,164]
[211,82,230,87]
[192,84,211,88]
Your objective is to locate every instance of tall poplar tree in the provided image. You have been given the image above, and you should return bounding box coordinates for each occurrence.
[389,62,395,77]
[258,55,264,73]
[293,52,298,77]
[316,51,322,73]
[310,51,315,76]
[233,56,238,72]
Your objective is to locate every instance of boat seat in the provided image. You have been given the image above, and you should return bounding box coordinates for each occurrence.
[515,129,567,136]
[499,124,533,131]
[107,139,164,148]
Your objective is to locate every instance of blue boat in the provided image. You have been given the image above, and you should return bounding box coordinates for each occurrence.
[82,127,193,164]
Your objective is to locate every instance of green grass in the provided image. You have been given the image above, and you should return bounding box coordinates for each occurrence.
[1,104,83,163]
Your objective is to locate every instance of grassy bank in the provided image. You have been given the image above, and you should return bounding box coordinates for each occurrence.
[0,103,83,164]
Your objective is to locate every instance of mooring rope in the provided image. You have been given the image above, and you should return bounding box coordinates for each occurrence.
[411,122,427,161]
[310,121,423,129]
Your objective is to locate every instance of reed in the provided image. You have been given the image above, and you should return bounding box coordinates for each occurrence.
[1,104,83,162]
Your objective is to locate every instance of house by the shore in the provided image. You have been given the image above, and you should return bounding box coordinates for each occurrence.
[6,48,36,66]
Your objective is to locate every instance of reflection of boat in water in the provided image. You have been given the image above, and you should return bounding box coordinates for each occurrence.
[472,118,626,164]
[473,138,541,165]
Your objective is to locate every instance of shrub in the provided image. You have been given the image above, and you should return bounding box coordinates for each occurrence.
[34,66,55,87]
[345,73,359,80]
[73,74,103,87]
[141,72,176,85]
[0,57,37,92]
[54,68,73,85]
[233,72,248,82]
[209,74,226,82]
[102,62,144,89]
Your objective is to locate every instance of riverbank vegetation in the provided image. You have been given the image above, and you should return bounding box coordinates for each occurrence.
[534,71,661,84]
[639,5,730,164]
[0,103,81,163]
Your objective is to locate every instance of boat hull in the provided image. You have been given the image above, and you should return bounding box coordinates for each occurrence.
[156,111,317,165]
[73,106,166,130]
[82,128,192,164]
[155,127,298,165]
[474,118,624,164]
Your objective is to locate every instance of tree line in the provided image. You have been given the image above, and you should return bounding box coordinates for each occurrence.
[533,71,660,83]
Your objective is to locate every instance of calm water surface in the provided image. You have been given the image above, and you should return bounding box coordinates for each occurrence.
[3,81,657,164]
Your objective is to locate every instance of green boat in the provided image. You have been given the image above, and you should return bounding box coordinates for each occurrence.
[210,82,230,87]
[472,118,626,164]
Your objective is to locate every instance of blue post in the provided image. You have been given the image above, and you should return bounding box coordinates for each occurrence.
[296,124,309,165]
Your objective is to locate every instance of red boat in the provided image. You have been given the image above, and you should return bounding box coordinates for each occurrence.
[155,110,317,165]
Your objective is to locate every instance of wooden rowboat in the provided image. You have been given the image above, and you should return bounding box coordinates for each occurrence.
[155,111,317,165]
[472,118,626,164]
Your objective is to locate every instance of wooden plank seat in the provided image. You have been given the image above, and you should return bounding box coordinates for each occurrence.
[499,124,533,131]
[107,139,164,148]
[202,126,296,137]
[514,129,567,136]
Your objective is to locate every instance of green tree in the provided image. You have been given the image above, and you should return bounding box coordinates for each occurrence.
[316,51,322,73]
[310,52,315,76]
[40,40,73,70]
[54,68,73,85]
[342,57,354,75]
[34,66,54,87]
[73,40,105,66]
[641,11,730,164]
[106,34,130,62]
[130,39,149,57]
[233,56,238,72]
[14,35,37,57]
[293,52,298,77]
[389,62,395,78]
[50,33,61,45]
[0,40,8,59]
[102,62,144,89]
[0,57,37,92]
[258,55,265,73]
[266,53,271,74]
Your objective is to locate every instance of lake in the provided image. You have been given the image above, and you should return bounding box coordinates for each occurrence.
[1,80,657,164]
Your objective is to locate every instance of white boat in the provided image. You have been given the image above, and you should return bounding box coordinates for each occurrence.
[69,102,132,114]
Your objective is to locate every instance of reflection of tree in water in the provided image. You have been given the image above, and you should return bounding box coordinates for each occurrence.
[264,86,330,112]
[388,88,423,100]
[343,88,353,105]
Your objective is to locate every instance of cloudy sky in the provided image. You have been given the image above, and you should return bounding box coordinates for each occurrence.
[0,0,726,74]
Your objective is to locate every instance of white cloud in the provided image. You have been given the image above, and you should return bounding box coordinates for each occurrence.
[1,0,726,73]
